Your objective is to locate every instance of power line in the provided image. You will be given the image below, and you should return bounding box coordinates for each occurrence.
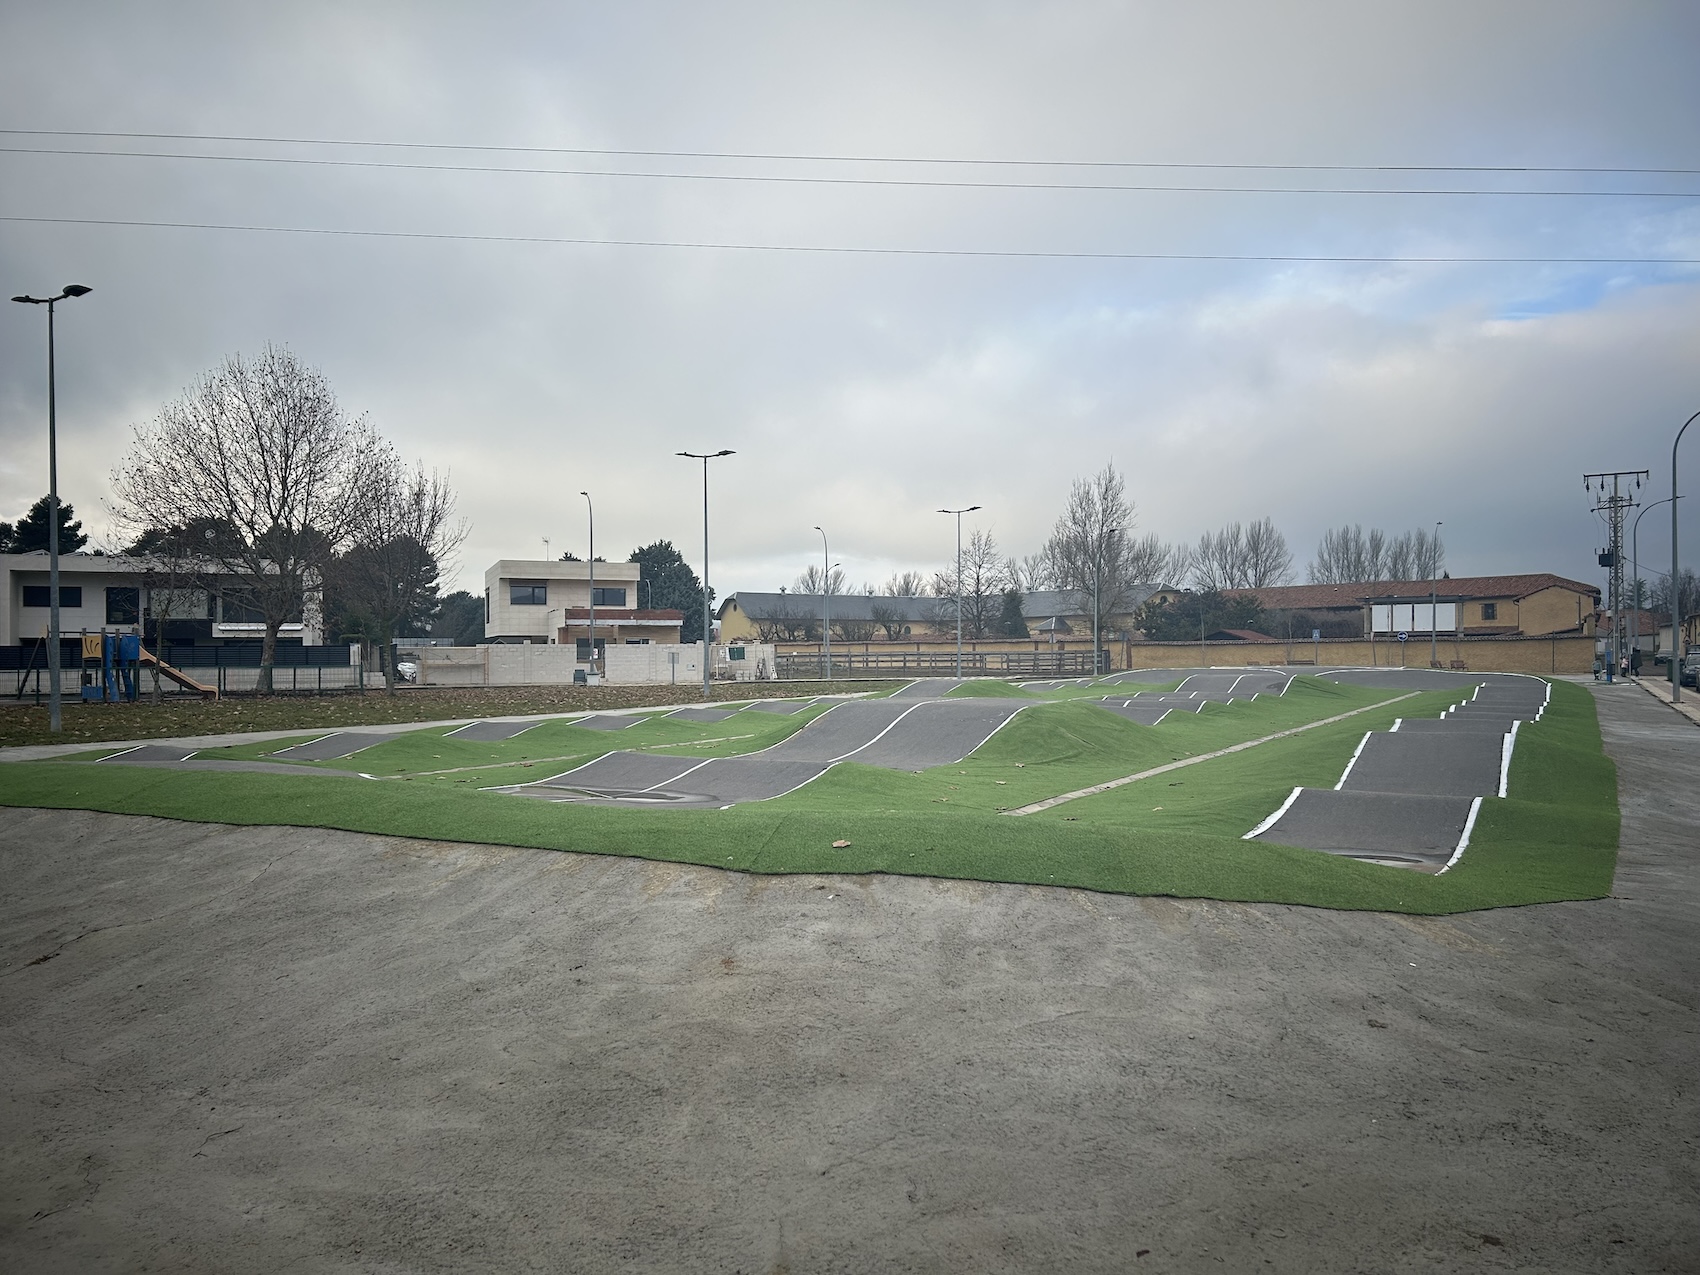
[5,214,1696,264]
[3,128,1695,176]
[4,144,1696,198]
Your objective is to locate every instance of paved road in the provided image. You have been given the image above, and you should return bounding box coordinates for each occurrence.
[519,697,1031,806]
[0,681,1691,1272]
[269,730,405,761]
[1252,671,1548,869]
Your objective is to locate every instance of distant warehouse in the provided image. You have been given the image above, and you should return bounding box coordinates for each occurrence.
[1222,573,1600,638]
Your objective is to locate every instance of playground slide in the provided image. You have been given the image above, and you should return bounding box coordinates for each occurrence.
[138,648,219,700]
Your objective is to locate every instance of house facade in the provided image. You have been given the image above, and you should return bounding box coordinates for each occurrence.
[483,559,680,651]
[0,551,322,649]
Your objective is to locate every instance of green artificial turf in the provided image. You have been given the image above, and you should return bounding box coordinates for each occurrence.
[0,677,1617,914]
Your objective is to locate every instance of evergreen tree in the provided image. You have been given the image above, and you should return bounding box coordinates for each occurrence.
[998,588,1029,637]
[629,540,712,642]
[432,591,487,646]
[8,495,88,553]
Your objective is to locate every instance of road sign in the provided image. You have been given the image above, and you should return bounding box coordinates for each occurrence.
[1397,631,1409,643]
[1311,629,1321,641]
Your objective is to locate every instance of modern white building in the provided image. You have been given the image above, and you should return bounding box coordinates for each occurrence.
[0,551,321,648]
[483,559,682,653]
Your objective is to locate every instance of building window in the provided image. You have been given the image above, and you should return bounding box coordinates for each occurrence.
[510,581,548,606]
[106,587,140,625]
[1482,602,1498,621]
[21,585,81,608]
[592,587,627,607]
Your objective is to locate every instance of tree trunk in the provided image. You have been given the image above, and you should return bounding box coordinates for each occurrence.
[259,621,279,695]
[382,630,396,694]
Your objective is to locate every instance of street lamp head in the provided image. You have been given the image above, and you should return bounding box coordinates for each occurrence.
[580,490,589,497]
[11,295,35,304]
[713,449,734,457]
[62,284,92,298]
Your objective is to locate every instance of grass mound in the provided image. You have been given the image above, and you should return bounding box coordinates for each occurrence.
[0,678,1617,914]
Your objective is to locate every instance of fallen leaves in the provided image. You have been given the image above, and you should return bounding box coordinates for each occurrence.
[831,839,851,848]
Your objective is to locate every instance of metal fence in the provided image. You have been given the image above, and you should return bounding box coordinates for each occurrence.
[775,649,1101,679]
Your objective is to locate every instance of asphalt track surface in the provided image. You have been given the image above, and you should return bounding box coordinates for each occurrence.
[1250,670,1549,870]
[666,706,740,723]
[1092,669,1291,725]
[269,731,404,761]
[443,719,544,742]
[512,696,1031,807]
[2,683,1691,1273]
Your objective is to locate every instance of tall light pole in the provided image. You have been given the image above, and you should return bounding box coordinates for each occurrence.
[1666,414,1693,703]
[814,526,832,679]
[938,505,981,679]
[580,491,595,671]
[1429,520,1443,670]
[1631,495,1678,676]
[11,284,92,734]
[678,449,735,700]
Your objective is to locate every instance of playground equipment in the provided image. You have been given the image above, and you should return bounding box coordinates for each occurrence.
[9,630,218,703]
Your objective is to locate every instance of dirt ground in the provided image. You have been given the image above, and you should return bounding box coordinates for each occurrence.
[1,681,1694,1273]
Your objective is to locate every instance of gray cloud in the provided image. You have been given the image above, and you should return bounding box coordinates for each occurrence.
[3,1,1698,599]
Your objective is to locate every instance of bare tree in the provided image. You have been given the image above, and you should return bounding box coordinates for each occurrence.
[923,528,1003,638]
[1308,524,1442,583]
[1042,464,1179,635]
[1014,552,1053,591]
[869,600,912,639]
[794,563,847,595]
[111,346,383,692]
[880,569,929,597]
[1383,527,1445,581]
[1241,517,1295,586]
[118,519,226,702]
[1188,519,1290,589]
[334,454,467,692]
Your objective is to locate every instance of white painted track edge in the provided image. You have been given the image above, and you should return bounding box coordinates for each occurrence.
[1242,786,1305,839]
[1334,731,1374,790]
[1438,796,1483,873]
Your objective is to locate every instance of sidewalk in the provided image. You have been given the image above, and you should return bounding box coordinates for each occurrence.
[1629,674,1700,728]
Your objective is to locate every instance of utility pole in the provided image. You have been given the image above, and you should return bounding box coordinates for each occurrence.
[1585,470,1648,683]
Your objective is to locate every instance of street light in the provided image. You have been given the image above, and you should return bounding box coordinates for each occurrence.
[11,283,92,734]
[580,491,595,672]
[1666,409,1693,703]
[813,527,833,679]
[678,449,735,700]
[1429,520,1443,670]
[1632,495,1680,676]
[937,505,981,679]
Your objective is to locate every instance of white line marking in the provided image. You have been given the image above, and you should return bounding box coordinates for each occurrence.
[1004,691,1421,816]
[95,745,143,762]
[1497,719,1520,798]
[1438,796,1483,873]
[1334,731,1374,790]
[1242,786,1305,839]
[1390,718,1402,732]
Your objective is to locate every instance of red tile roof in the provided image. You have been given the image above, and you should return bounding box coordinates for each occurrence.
[1224,573,1600,610]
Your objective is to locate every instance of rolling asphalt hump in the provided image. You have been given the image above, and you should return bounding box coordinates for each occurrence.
[1247,670,1549,872]
[1092,669,1290,725]
[500,693,1031,808]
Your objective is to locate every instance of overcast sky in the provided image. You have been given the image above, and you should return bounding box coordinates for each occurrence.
[2,2,1697,602]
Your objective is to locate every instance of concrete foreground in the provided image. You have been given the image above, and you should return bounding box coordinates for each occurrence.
[0,684,1695,1272]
